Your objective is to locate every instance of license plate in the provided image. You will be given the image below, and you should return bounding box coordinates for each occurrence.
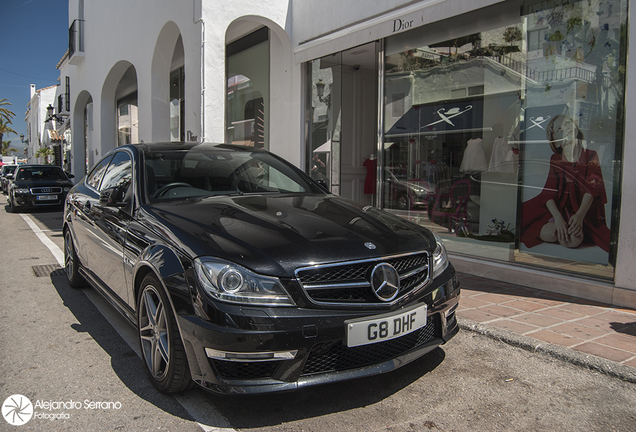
[345,304,428,347]
[36,194,58,201]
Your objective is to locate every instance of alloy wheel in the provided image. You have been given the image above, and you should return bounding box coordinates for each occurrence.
[138,285,171,380]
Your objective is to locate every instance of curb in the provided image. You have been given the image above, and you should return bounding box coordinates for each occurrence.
[458,317,636,384]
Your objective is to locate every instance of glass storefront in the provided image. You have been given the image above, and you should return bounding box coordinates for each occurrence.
[117,92,138,146]
[382,0,627,279]
[170,67,185,142]
[226,27,269,149]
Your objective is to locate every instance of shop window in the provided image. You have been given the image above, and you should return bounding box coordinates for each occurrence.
[383,0,628,280]
[226,27,269,149]
[117,92,138,146]
[170,67,185,141]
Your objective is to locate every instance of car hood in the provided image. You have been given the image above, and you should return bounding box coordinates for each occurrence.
[13,179,74,188]
[141,194,436,277]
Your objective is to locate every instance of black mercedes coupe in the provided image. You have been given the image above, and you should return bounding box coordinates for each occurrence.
[63,142,460,395]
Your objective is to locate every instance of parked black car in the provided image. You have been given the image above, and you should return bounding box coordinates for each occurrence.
[1,164,18,194]
[7,165,74,213]
[63,142,460,395]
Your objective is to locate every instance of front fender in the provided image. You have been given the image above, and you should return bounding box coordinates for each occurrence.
[132,245,193,316]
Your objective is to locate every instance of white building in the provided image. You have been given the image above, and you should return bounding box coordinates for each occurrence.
[24,84,59,164]
[54,0,636,308]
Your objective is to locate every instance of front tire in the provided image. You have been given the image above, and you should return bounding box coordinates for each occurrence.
[8,195,17,213]
[137,274,191,393]
[64,229,86,288]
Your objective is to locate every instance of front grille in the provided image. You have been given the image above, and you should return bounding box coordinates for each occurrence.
[296,252,430,306]
[31,187,62,194]
[301,315,438,376]
[211,359,282,380]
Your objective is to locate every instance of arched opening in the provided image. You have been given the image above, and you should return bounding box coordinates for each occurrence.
[101,61,137,155]
[72,90,93,178]
[151,21,186,142]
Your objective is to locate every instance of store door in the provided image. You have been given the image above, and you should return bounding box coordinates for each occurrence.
[307,43,379,206]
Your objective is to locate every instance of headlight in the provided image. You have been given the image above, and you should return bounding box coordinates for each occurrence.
[194,257,295,306]
[432,233,449,279]
[64,187,71,192]
[15,188,30,194]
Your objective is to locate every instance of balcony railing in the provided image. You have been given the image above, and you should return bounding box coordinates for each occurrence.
[69,19,85,57]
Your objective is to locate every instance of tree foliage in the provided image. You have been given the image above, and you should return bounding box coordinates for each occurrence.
[2,140,18,156]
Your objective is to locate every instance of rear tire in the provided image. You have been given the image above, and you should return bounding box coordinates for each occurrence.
[64,229,86,288]
[137,274,192,393]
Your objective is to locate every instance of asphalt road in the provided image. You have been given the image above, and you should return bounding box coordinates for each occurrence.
[1,196,635,432]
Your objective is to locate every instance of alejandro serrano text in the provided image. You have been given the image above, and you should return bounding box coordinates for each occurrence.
[34,400,122,410]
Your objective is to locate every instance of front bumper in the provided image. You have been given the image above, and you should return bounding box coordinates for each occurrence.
[177,267,460,395]
[12,193,67,208]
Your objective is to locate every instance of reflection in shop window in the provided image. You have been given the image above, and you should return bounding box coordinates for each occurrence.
[117,92,138,146]
[383,0,627,280]
[226,27,269,149]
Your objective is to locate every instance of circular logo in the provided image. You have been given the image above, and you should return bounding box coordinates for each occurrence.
[364,242,376,250]
[370,263,400,302]
[2,394,33,426]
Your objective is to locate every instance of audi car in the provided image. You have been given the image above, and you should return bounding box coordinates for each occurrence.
[7,165,74,213]
[63,142,460,395]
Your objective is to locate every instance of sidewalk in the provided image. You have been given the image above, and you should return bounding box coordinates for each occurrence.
[456,272,636,380]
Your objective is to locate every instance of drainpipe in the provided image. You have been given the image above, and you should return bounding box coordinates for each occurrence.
[195,7,205,142]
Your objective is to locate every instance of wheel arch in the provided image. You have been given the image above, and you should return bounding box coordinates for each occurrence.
[132,245,194,317]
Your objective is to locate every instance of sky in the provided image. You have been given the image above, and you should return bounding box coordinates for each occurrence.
[1,0,69,153]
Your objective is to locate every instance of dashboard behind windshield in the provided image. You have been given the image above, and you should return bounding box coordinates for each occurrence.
[145,148,321,202]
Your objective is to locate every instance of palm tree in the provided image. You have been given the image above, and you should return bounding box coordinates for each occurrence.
[2,140,17,156]
[0,117,17,145]
[35,146,54,164]
[0,98,16,123]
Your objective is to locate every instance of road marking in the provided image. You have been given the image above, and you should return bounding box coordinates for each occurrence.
[20,214,64,266]
[22,212,236,432]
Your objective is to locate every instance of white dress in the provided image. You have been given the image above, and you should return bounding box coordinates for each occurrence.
[488,136,515,173]
[460,138,487,173]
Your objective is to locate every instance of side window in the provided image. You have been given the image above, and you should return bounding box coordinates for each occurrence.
[100,152,133,194]
[86,155,114,190]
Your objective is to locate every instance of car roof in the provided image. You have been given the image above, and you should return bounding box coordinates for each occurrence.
[117,142,268,154]
[17,165,64,169]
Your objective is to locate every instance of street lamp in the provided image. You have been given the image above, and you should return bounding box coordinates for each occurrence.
[45,104,67,123]
[46,104,55,122]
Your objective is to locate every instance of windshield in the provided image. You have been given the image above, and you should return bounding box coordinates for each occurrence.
[145,146,323,203]
[15,166,67,181]
[2,165,17,175]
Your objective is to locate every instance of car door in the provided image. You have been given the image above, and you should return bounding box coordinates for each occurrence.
[89,150,134,304]
[69,154,114,269]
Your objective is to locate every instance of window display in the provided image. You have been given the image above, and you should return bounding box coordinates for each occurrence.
[226,27,269,149]
[382,0,627,279]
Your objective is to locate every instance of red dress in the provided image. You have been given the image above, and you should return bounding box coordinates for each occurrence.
[363,158,377,194]
[520,148,610,252]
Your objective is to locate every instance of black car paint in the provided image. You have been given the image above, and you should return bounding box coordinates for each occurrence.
[8,165,74,211]
[64,143,460,394]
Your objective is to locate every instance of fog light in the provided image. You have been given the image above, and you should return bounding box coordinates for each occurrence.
[205,348,298,362]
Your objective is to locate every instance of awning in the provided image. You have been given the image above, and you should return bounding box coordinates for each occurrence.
[313,139,332,153]
[386,97,485,137]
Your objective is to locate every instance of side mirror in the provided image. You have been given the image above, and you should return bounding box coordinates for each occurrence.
[99,185,127,207]
[66,172,75,179]
[6,174,13,180]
